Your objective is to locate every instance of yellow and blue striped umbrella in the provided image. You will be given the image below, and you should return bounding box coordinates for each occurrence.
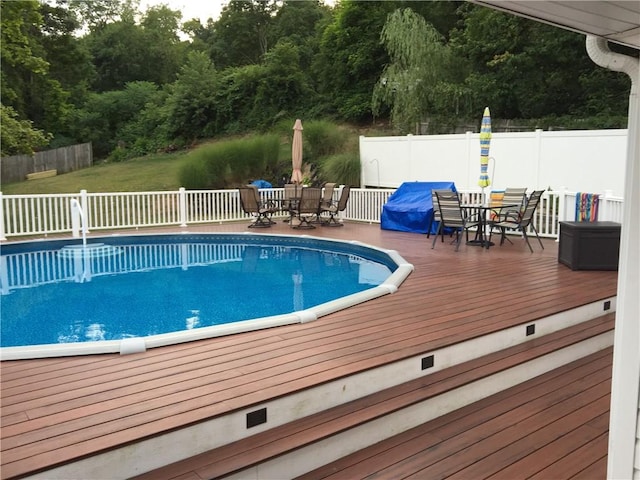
[478,107,492,188]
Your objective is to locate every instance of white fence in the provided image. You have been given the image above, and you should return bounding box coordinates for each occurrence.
[360,129,628,196]
[0,187,624,241]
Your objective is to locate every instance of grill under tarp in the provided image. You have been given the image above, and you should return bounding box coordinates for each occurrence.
[381,181,457,234]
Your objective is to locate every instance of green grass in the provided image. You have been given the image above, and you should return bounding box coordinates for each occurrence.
[2,151,191,195]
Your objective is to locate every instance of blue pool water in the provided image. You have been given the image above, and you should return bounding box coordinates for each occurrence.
[1,234,401,351]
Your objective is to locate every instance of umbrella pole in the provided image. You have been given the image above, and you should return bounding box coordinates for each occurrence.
[490,156,496,193]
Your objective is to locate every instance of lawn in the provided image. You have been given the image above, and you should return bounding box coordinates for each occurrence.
[1,151,191,195]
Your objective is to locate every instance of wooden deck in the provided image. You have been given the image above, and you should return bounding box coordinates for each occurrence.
[0,221,618,479]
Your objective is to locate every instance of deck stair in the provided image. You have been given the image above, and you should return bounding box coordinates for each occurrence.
[132,312,614,480]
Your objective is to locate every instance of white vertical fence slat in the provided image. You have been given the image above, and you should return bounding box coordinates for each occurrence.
[0,187,625,240]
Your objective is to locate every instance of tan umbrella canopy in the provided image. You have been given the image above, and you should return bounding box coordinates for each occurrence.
[291,119,304,184]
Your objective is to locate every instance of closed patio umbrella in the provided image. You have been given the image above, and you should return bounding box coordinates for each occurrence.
[478,106,492,192]
[291,119,304,184]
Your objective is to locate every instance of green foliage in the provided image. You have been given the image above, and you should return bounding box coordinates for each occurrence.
[164,51,219,140]
[449,5,631,120]
[69,81,162,157]
[373,8,454,133]
[178,155,210,189]
[250,42,315,127]
[0,0,74,138]
[314,0,395,122]
[179,134,280,189]
[318,153,361,187]
[3,0,632,164]
[209,0,278,68]
[0,105,52,156]
[302,120,349,162]
[85,5,184,92]
[0,0,48,108]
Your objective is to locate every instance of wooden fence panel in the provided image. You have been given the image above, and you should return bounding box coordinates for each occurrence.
[0,143,93,184]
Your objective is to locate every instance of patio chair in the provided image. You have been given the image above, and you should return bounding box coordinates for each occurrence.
[320,183,337,209]
[431,190,480,251]
[282,183,300,222]
[320,185,350,227]
[490,187,528,223]
[238,186,276,228]
[427,189,450,242]
[291,187,322,229]
[489,190,545,253]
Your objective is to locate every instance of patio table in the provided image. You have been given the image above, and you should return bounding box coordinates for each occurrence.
[462,203,519,248]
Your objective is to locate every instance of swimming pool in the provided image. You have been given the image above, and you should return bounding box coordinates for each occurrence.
[0,233,413,360]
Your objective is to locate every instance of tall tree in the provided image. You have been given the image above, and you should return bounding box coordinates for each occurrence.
[250,41,315,126]
[140,5,185,85]
[269,0,330,69]
[85,5,184,91]
[0,0,49,115]
[372,8,456,133]
[208,0,278,69]
[314,0,396,121]
[39,2,95,106]
[0,0,70,150]
[449,4,631,120]
[164,51,219,140]
[53,0,140,31]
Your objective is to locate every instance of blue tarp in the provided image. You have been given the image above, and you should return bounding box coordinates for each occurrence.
[381,181,456,234]
[251,179,272,188]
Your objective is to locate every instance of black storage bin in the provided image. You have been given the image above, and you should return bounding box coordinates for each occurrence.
[558,221,621,271]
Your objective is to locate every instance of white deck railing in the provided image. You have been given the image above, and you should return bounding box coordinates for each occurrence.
[0,187,624,240]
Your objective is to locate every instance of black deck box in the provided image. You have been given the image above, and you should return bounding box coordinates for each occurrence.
[558,221,621,271]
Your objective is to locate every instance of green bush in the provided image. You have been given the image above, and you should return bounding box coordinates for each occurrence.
[179,156,210,189]
[319,152,361,187]
[178,134,280,189]
[302,120,348,161]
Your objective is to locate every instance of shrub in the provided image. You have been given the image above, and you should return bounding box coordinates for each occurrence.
[302,120,348,161]
[179,156,210,189]
[319,152,361,187]
[178,134,280,189]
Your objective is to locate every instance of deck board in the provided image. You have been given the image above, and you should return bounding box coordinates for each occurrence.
[298,348,612,480]
[0,222,618,479]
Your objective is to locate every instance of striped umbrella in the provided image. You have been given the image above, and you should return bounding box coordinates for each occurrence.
[478,107,492,188]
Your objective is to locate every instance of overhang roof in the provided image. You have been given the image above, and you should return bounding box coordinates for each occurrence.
[472,1,640,50]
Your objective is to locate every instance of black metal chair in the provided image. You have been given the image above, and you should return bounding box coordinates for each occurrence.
[320,185,350,227]
[431,190,480,251]
[489,190,545,252]
[238,186,276,228]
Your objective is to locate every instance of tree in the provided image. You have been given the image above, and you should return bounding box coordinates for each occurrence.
[85,5,184,91]
[269,0,330,70]
[449,4,631,120]
[249,42,315,127]
[0,105,51,156]
[207,0,278,69]
[53,0,140,32]
[38,2,95,107]
[372,8,455,133]
[314,0,396,121]
[140,5,185,85]
[164,51,219,140]
[68,81,161,156]
[0,0,49,113]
